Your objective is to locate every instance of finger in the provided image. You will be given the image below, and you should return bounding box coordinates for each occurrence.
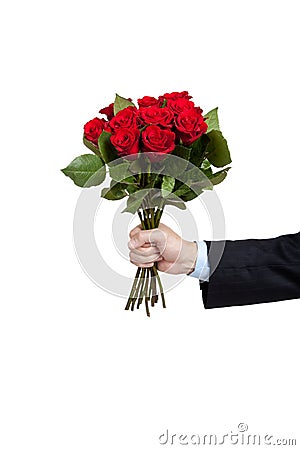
[130,246,161,257]
[128,228,166,250]
[129,228,157,247]
[129,225,142,239]
[130,251,161,264]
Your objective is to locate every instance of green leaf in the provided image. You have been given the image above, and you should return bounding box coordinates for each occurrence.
[173,144,191,161]
[201,159,213,177]
[83,136,101,157]
[143,190,164,207]
[209,167,231,185]
[122,190,149,214]
[113,94,135,115]
[109,160,132,182]
[204,107,220,133]
[190,134,210,167]
[180,187,203,202]
[203,167,213,178]
[129,154,150,174]
[155,191,187,209]
[122,176,137,185]
[201,159,211,171]
[164,145,190,177]
[125,184,139,194]
[144,171,163,189]
[173,170,212,199]
[181,166,202,183]
[98,131,118,164]
[173,183,191,197]
[191,177,213,191]
[164,198,187,210]
[206,130,232,168]
[146,190,186,210]
[61,154,106,187]
[162,175,175,197]
[101,181,127,200]
[129,158,142,174]
[178,179,211,200]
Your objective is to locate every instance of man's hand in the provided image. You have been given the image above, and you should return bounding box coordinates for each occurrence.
[128,223,198,275]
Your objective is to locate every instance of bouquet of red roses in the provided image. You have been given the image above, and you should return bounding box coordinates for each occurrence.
[62,91,231,316]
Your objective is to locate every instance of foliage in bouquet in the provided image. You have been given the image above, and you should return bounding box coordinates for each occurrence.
[61,91,232,316]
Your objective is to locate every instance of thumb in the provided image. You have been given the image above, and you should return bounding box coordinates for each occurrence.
[128,228,166,251]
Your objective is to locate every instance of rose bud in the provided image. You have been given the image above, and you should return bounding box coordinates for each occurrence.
[84,117,107,146]
[160,91,192,101]
[137,96,162,108]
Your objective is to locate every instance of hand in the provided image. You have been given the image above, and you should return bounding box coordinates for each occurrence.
[128,223,198,275]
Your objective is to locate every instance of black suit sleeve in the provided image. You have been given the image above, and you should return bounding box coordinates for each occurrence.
[200,232,300,309]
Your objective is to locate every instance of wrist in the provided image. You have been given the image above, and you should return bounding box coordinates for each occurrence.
[183,241,198,275]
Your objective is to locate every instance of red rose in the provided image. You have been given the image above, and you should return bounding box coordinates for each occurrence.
[99,103,114,121]
[167,98,195,115]
[110,127,140,157]
[137,96,162,108]
[175,109,208,145]
[161,91,192,101]
[84,117,107,145]
[142,125,175,161]
[109,106,137,131]
[138,106,174,128]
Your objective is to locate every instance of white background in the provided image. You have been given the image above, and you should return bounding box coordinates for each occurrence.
[1,0,300,449]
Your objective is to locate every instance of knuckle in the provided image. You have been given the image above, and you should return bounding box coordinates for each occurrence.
[130,259,138,266]
[128,238,136,250]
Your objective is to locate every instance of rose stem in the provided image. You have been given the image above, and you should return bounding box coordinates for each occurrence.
[153,266,159,304]
[136,268,146,309]
[150,267,158,306]
[143,208,151,230]
[126,210,144,309]
[131,269,145,311]
[144,269,150,317]
[134,209,147,307]
[146,267,153,312]
[153,265,166,308]
[146,207,156,304]
[138,210,145,229]
[125,211,143,311]
[152,204,166,308]
[154,206,164,228]
[138,268,148,312]
[142,208,153,313]
[125,266,141,310]
[146,209,156,306]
